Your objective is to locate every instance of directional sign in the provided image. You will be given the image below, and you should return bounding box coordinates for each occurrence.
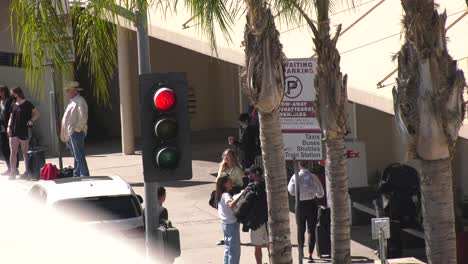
[281,58,322,160]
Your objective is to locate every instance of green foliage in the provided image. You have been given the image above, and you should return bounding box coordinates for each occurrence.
[10,0,73,98]
[71,0,120,105]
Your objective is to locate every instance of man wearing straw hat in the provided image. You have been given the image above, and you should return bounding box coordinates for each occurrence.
[60,81,89,177]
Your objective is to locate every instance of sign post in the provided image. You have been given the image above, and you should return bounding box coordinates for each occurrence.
[280,58,321,161]
[281,58,320,264]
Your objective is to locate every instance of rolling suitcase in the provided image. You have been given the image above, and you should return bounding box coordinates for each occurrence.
[26,126,46,180]
[27,148,46,180]
[315,206,331,258]
[157,220,181,263]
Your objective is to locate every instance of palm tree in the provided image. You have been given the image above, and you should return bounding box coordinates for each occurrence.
[393,0,466,263]
[186,0,294,262]
[10,0,140,103]
[291,1,350,262]
[191,1,292,263]
[240,2,291,263]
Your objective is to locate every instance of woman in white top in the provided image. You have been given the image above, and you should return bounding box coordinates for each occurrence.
[216,173,241,264]
[217,149,244,189]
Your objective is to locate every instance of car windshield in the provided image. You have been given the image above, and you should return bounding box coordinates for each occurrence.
[53,195,142,222]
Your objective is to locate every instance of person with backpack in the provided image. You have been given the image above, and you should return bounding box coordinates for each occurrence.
[216,173,241,264]
[246,165,269,264]
[7,86,40,180]
[288,161,324,262]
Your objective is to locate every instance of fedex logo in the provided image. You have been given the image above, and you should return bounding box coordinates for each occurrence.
[345,149,360,159]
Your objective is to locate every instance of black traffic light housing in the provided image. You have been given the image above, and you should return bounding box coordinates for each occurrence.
[139,73,192,182]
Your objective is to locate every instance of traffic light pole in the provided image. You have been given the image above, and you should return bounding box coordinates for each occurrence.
[135,1,161,262]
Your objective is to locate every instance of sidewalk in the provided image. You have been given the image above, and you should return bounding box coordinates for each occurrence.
[0,129,424,263]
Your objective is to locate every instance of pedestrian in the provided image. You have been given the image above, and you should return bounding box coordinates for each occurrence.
[247,165,269,264]
[217,149,245,191]
[216,173,241,264]
[228,113,260,169]
[247,103,259,127]
[288,160,325,262]
[7,86,40,180]
[0,85,18,176]
[158,186,168,224]
[216,149,244,246]
[60,81,89,177]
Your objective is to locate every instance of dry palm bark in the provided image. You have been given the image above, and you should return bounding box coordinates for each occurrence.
[394,0,466,263]
[240,1,292,263]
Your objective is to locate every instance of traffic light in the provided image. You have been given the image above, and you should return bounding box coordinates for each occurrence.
[139,73,192,182]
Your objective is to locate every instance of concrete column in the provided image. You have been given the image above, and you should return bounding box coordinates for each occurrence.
[117,26,135,155]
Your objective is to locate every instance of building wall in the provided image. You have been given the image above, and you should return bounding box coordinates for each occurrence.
[0,1,17,53]
[355,103,407,184]
[149,37,240,132]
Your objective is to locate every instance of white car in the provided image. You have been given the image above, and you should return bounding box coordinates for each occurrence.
[27,176,144,239]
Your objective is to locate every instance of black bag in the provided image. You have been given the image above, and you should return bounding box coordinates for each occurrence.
[233,182,268,231]
[58,166,74,178]
[209,190,217,209]
[27,148,46,180]
[315,207,331,258]
[157,220,181,261]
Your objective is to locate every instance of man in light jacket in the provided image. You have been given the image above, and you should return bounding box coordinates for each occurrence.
[288,160,324,262]
[61,81,89,177]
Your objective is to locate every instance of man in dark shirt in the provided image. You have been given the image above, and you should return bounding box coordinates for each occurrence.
[158,186,168,224]
[228,113,261,169]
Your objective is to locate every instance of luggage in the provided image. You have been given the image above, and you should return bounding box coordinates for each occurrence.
[58,166,74,178]
[315,206,331,258]
[27,148,46,180]
[157,220,181,263]
[40,163,58,180]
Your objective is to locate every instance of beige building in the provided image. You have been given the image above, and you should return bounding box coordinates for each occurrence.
[1,0,468,197]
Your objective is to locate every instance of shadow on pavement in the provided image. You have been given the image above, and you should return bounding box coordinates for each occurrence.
[190,128,237,163]
[130,180,213,188]
[351,226,427,262]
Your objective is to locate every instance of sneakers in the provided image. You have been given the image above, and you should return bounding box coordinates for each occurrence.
[216,240,225,246]
[19,173,31,181]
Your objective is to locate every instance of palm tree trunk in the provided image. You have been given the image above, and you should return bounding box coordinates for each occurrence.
[259,110,292,264]
[420,159,457,263]
[394,1,466,262]
[326,138,350,263]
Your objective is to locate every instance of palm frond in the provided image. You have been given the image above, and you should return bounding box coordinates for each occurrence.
[184,0,237,54]
[72,0,119,105]
[10,0,73,97]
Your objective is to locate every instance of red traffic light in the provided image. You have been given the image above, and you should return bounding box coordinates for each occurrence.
[153,88,176,111]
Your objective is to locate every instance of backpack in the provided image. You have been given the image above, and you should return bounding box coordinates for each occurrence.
[233,182,268,230]
[40,163,58,180]
[208,190,218,209]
